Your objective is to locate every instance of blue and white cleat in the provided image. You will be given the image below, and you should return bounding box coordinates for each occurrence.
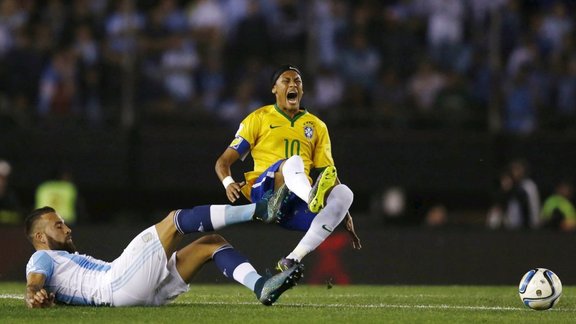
[253,187,289,223]
[308,166,337,213]
[266,184,291,223]
[258,263,304,306]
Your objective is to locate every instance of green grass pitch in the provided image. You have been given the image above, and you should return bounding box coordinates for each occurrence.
[1,283,574,323]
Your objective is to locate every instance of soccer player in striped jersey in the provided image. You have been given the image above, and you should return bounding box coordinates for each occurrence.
[215,64,361,271]
[25,204,303,308]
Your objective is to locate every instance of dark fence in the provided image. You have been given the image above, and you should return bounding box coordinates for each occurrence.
[3,223,575,285]
[3,125,576,221]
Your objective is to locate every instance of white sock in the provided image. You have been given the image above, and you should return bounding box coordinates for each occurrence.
[232,262,262,291]
[282,155,312,202]
[286,184,354,261]
[209,205,255,230]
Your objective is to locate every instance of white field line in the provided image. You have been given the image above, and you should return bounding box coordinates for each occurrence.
[0,294,23,299]
[173,301,576,312]
[2,294,575,312]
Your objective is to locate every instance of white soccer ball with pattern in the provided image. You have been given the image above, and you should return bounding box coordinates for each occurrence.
[518,268,562,310]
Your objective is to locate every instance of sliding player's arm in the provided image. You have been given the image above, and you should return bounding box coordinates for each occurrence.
[26,272,55,308]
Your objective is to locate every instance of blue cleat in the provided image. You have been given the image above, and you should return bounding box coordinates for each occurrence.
[308,166,337,213]
[253,190,274,223]
[258,263,304,306]
[254,185,290,223]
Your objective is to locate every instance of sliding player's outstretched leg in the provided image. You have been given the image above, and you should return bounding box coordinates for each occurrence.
[194,237,303,306]
[172,193,276,234]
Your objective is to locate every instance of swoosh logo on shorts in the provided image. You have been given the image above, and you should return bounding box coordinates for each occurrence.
[322,224,333,233]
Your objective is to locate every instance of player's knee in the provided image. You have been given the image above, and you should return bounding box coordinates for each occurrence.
[330,184,354,209]
[167,210,178,220]
[283,155,305,172]
[191,234,229,259]
[157,210,180,233]
[288,154,304,165]
[197,234,228,246]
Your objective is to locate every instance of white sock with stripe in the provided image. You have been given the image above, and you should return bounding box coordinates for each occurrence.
[173,204,256,234]
[212,245,262,292]
[210,205,255,230]
[232,263,262,291]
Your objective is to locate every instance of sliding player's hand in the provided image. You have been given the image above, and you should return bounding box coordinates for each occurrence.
[27,288,55,308]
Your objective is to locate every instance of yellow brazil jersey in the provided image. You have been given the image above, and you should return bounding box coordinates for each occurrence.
[228,104,334,197]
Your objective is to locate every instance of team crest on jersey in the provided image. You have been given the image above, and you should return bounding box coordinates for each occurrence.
[303,121,314,140]
[142,232,153,243]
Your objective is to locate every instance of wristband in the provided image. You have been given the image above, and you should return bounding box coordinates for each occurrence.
[222,176,235,189]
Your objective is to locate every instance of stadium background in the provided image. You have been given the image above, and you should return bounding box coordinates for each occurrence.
[1,0,576,284]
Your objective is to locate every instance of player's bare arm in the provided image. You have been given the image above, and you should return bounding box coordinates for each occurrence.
[26,273,55,309]
[344,212,361,249]
[215,148,245,203]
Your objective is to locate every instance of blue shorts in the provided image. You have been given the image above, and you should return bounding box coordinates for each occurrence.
[250,160,317,232]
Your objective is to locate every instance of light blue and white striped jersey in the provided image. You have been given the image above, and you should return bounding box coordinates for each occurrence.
[26,250,112,306]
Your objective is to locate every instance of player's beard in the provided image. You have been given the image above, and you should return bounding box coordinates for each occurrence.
[46,235,77,253]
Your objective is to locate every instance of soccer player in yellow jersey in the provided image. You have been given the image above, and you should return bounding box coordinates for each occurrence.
[215,64,361,270]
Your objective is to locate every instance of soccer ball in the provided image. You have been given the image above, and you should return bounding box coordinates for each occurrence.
[518,268,562,310]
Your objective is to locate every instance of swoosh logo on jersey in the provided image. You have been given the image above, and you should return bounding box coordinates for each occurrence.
[322,224,333,233]
[269,125,282,129]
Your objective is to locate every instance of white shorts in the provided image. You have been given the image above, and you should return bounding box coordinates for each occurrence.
[108,226,189,306]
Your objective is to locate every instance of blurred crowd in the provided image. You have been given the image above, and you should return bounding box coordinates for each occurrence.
[485,158,576,232]
[370,158,576,232]
[0,0,575,132]
[0,158,86,226]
